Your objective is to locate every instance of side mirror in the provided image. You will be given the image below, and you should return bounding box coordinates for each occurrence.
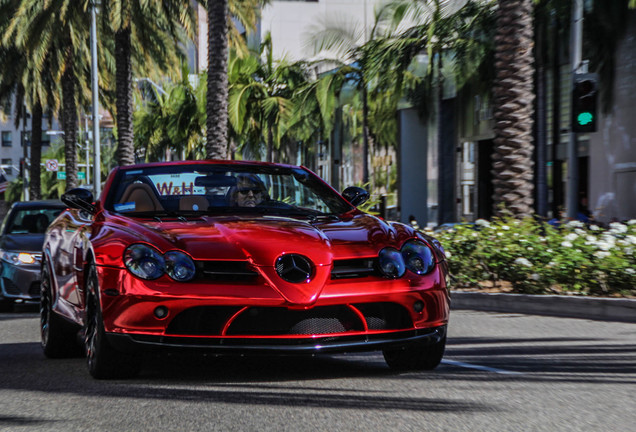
[342,186,370,207]
[61,188,96,214]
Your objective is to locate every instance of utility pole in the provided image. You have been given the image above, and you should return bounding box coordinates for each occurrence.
[91,0,101,198]
[566,0,583,219]
[22,105,29,201]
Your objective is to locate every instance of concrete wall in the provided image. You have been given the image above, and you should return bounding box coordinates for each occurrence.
[260,0,380,62]
[591,11,636,223]
[398,108,430,226]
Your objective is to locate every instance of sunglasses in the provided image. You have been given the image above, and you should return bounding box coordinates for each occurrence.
[238,188,262,195]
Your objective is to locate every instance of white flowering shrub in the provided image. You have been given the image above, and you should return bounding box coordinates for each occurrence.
[433,217,636,297]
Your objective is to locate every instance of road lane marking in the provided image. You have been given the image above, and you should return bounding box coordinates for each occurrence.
[442,359,523,375]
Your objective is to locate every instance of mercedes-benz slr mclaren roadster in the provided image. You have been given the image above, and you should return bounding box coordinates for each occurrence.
[41,160,450,378]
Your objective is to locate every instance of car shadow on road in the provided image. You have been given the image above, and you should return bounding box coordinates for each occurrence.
[0,341,493,414]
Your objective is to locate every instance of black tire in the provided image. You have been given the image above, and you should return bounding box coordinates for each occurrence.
[85,264,141,379]
[40,262,82,358]
[383,336,446,371]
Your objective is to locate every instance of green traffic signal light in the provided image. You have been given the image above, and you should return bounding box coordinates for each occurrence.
[577,112,594,126]
[571,73,598,133]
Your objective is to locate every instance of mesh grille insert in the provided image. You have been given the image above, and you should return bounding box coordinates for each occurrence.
[166,306,242,335]
[227,306,365,336]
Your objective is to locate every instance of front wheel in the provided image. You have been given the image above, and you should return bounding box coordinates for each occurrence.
[383,336,446,371]
[85,264,141,379]
[40,261,82,358]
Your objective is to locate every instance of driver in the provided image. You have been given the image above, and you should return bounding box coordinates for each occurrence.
[229,174,269,207]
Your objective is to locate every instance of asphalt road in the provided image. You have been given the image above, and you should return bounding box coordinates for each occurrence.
[1,308,635,432]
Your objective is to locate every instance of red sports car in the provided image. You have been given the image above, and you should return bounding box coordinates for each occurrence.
[41,160,450,378]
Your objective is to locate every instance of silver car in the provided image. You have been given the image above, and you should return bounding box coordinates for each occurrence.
[0,200,66,310]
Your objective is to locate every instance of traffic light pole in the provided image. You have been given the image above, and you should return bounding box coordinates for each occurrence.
[566,0,583,219]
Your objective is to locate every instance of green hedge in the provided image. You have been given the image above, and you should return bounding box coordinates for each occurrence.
[431,217,636,297]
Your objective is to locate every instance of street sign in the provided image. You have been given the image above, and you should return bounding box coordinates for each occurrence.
[45,159,59,172]
[57,172,86,180]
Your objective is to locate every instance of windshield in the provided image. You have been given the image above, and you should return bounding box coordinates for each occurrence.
[2,207,64,235]
[104,163,354,217]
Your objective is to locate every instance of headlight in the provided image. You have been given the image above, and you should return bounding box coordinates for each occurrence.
[164,251,196,282]
[401,240,435,275]
[378,247,406,278]
[124,244,166,280]
[0,249,41,265]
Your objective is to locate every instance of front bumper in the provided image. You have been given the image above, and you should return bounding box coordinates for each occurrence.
[0,261,41,301]
[106,325,447,355]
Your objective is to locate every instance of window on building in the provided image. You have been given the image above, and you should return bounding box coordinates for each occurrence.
[1,158,12,175]
[1,131,11,147]
[18,131,51,147]
[40,131,51,146]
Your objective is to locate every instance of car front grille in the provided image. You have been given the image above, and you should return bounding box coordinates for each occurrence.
[165,302,413,337]
[330,258,380,279]
[195,261,259,282]
[2,277,20,295]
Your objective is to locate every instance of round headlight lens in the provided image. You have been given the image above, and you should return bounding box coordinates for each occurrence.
[124,244,166,280]
[378,247,406,278]
[401,240,435,275]
[164,251,196,282]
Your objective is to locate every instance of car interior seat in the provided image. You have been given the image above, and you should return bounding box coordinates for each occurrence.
[179,196,209,212]
[21,214,38,233]
[118,183,164,212]
[33,214,50,233]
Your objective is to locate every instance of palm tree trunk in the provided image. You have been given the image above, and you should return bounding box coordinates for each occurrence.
[362,85,370,185]
[29,102,43,200]
[206,0,229,160]
[491,0,535,217]
[115,27,135,166]
[61,66,78,191]
[267,127,273,162]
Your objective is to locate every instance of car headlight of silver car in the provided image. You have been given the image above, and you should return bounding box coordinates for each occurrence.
[164,251,196,282]
[0,249,41,265]
[401,240,435,275]
[378,247,406,278]
[124,244,166,280]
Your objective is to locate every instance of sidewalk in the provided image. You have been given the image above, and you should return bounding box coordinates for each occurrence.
[451,291,636,323]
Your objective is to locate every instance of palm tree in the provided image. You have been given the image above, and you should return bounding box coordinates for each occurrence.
[206,0,268,160]
[102,0,197,166]
[309,22,376,183]
[134,65,207,161]
[206,0,230,160]
[5,0,96,191]
[1,0,66,200]
[228,35,307,161]
[491,0,535,217]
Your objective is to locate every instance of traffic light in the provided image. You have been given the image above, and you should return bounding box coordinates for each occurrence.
[571,73,598,133]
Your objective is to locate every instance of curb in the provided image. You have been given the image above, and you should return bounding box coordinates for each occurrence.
[450,291,636,323]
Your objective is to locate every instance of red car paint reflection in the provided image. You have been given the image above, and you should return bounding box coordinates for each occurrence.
[40,160,449,379]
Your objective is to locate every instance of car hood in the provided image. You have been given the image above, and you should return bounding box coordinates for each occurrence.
[108,213,409,263]
[0,234,45,253]
[98,213,413,305]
